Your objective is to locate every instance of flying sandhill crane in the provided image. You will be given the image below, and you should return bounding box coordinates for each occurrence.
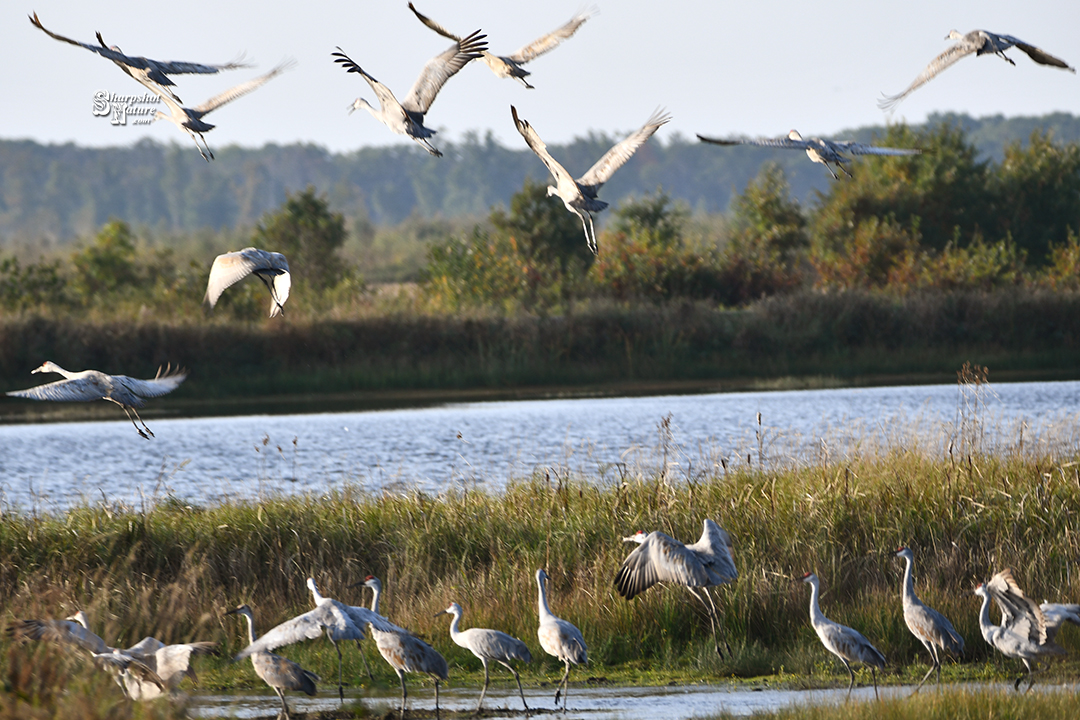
[800,572,886,699]
[974,568,1066,691]
[697,130,921,180]
[6,611,165,698]
[435,601,532,713]
[615,519,738,658]
[331,25,487,158]
[535,569,587,711]
[234,578,393,702]
[893,547,963,691]
[512,105,670,254]
[226,604,320,719]
[1040,601,1080,641]
[6,361,186,439]
[879,29,1075,112]
[407,3,593,89]
[27,13,249,103]
[357,576,449,718]
[152,60,294,161]
[204,248,291,318]
[116,634,219,700]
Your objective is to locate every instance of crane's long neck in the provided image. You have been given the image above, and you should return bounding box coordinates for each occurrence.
[241,611,258,645]
[806,579,826,627]
[368,584,381,615]
[447,611,463,641]
[901,555,917,605]
[537,575,554,620]
[976,591,997,645]
[308,580,326,606]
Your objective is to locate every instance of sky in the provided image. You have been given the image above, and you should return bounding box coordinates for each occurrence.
[3,0,1078,154]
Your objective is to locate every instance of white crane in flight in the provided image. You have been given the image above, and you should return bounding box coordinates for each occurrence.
[6,361,186,439]
[204,247,291,318]
[407,3,594,89]
[512,105,670,254]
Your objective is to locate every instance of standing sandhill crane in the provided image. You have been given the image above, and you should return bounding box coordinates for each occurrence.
[357,576,449,718]
[879,30,1075,112]
[28,13,249,103]
[226,604,320,719]
[697,130,921,180]
[512,105,670,254]
[407,4,593,89]
[234,578,393,702]
[974,569,1066,691]
[331,25,487,158]
[800,573,886,699]
[6,611,166,698]
[435,601,532,713]
[6,361,186,439]
[615,519,738,658]
[535,569,587,711]
[151,60,294,161]
[893,547,963,691]
[204,248,291,318]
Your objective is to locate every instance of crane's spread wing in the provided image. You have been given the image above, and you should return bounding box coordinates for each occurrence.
[511,105,577,188]
[193,60,294,116]
[878,37,982,112]
[986,568,1047,641]
[829,142,922,157]
[698,133,811,150]
[234,603,361,660]
[408,3,464,43]
[1006,38,1076,71]
[7,376,110,404]
[338,604,405,635]
[114,367,187,400]
[614,531,710,600]
[92,652,167,689]
[690,519,738,583]
[205,248,264,306]
[332,48,406,118]
[507,8,594,64]
[7,618,110,655]
[576,109,671,197]
[401,30,487,115]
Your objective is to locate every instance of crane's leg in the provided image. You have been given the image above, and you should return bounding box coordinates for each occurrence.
[275,687,291,719]
[355,639,375,681]
[837,162,853,179]
[475,658,491,714]
[586,215,598,255]
[110,400,151,439]
[397,669,407,715]
[332,636,345,702]
[913,640,938,692]
[686,587,729,658]
[498,660,529,713]
[435,678,441,720]
[841,658,855,696]
[871,667,879,701]
[554,659,571,711]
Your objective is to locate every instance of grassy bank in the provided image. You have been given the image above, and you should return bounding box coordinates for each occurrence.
[2,436,1080,713]
[2,289,1080,418]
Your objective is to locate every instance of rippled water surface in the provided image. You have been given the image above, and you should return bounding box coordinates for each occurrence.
[2,380,1078,511]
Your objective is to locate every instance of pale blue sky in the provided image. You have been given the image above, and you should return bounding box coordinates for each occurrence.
[4,0,1077,153]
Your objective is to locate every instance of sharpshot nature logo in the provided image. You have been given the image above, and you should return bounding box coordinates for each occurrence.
[92,91,161,126]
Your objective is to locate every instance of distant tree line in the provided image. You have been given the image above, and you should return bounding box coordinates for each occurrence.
[3,112,1080,245]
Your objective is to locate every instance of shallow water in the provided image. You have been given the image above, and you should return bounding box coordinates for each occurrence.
[1,379,1078,512]
[187,681,1065,719]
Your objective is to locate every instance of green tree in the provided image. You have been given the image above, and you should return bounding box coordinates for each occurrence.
[489,178,591,272]
[252,187,348,291]
[70,219,140,299]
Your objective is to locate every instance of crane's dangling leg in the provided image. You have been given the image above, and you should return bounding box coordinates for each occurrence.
[113,402,151,439]
[837,162,853,179]
[585,214,599,255]
[499,659,529,713]
[686,587,730,658]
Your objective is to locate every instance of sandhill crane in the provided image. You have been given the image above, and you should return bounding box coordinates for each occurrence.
[535,569,587,710]
[893,547,963,691]
[879,30,1075,112]
[407,4,593,89]
[226,604,320,719]
[151,60,294,161]
[331,25,487,158]
[435,601,532,713]
[697,130,921,180]
[357,576,449,718]
[974,569,1066,691]
[233,578,393,702]
[1040,602,1080,641]
[117,635,219,700]
[6,611,166,699]
[28,13,248,103]
[204,247,291,318]
[800,572,886,699]
[6,361,186,439]
[615,519,738,658]
[512,105,670,254]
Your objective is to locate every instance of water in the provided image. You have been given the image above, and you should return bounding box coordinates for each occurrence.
[1,380,1079,513]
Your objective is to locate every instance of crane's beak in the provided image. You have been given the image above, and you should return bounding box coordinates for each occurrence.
[433,609,448,618]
